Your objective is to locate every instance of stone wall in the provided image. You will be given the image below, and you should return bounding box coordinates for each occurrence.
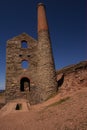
[5,3,58,104]
[5,32,57,104]
[5,33,39,104]
[56,61,87,96]
[37,30,57,102]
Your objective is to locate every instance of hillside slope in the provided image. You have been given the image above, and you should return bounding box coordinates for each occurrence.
[0,61,87,130]
[0,87,87,130]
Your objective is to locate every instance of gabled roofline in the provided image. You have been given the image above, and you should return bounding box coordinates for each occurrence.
[7,32,37,43]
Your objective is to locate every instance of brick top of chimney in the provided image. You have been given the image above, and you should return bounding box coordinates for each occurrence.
[37,3,48,32]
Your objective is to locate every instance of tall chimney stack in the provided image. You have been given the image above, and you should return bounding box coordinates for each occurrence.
[37,3,48,32]
[37,3,58,102]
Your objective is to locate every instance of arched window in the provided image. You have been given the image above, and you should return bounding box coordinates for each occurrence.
[20,77,30,91]
[21,40,28,48]
[21,60,29,69]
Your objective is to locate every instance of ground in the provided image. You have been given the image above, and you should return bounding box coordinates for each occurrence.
[0,86,87,130]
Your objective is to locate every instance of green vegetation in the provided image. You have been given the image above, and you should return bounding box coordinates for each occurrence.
[47,97,70,108]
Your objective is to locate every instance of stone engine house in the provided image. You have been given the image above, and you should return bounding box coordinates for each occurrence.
[5,3,58,104]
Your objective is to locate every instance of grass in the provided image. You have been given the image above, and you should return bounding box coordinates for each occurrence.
[46,96,70,108]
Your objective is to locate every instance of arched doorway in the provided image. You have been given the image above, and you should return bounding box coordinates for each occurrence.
[20,77,30,91]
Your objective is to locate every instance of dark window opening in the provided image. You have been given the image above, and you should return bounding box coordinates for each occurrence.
[15,103,22,110]
[21,40,28,48]
[20,77,30,92]
[19,54,22,57]
[27,54,30,57]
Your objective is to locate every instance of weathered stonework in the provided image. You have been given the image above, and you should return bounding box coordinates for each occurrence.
[6,3,86,105]
[6,33,39,104]
[56,61,87,95]
[37,30,57,102]
[5,3,58,104]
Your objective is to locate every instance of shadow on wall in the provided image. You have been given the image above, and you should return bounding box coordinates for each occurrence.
[57,74,64,90]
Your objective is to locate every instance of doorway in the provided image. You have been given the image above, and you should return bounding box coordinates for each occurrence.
[20,77,30,91]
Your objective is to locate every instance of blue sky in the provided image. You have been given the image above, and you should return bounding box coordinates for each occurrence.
[0,0,86,89]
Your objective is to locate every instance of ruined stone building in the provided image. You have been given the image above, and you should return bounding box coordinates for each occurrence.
[5,3,87,105]
[5,3,58,104]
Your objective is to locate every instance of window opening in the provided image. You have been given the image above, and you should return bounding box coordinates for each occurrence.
[15,103,22,110]
[19,54,22,57]
[21,41,28,48]
[21,60,29,69]
[20,77,30,92]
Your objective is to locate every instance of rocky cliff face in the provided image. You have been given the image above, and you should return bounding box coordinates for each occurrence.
[56,61,87,95]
